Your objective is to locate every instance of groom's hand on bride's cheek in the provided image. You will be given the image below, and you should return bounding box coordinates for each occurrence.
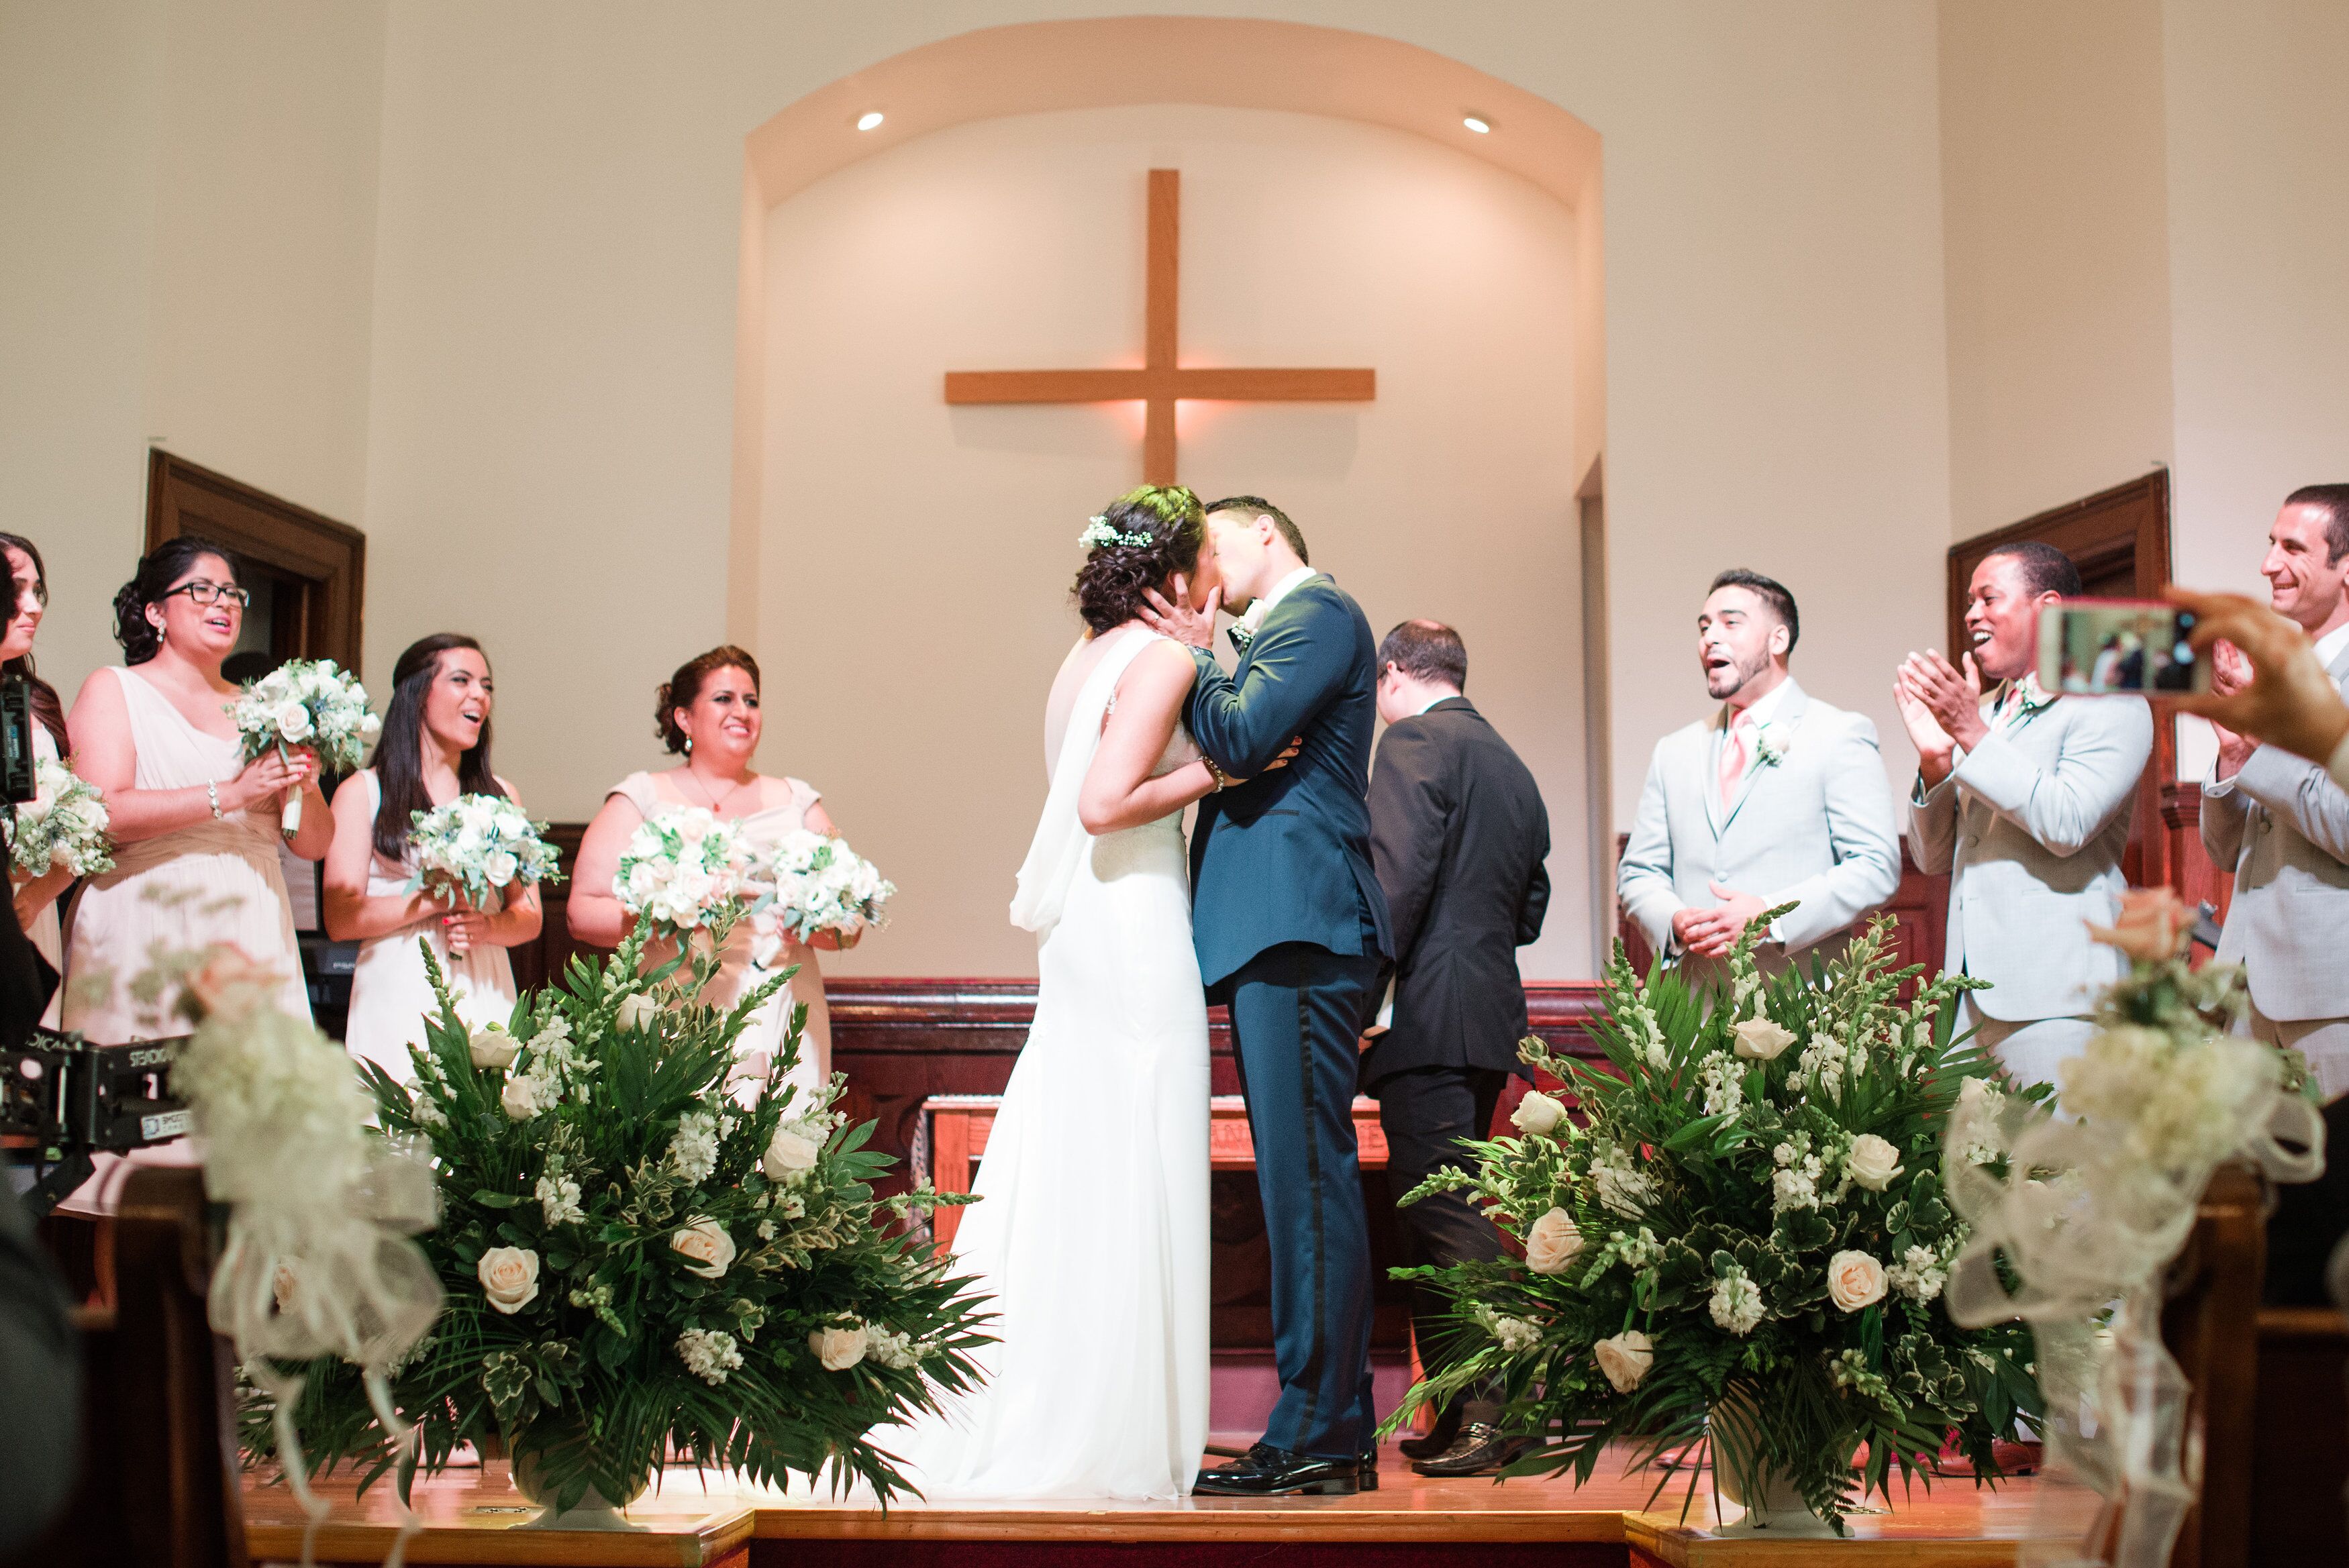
[1140,579,1217,649]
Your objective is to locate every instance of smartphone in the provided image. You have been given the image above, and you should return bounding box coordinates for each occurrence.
[2037,598,2211,695]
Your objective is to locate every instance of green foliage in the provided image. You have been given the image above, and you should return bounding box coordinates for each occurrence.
[1386,915,2045,1533]
[241,919,991,1510]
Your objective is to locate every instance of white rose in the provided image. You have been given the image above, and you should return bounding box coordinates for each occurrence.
[272,700,314,740]
[811,1322,868,1371]
[1845,1134,1904,1192]
[469,1026,521,1070]
[1732,1017,1797,1061]
[483,849,519,886]
[670,1218,736,1279]
[358,711,383,741]
[616,993,660,1033]
[500,1075,543,1120]
[1511,1091,1567,1137]
[1523,1207,1585,1275]
[1593,1330,1654,1394]
[1826,1249,1888,1312]
[477,1246,540,1314]
[762,1122,823,1183]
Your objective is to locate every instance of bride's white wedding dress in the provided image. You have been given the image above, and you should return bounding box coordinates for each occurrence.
[886,625,1210,1500]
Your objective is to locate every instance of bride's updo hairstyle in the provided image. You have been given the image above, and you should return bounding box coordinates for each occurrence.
[113,534,235,665]
[656,644,761,754]
[1072,485,1206,633]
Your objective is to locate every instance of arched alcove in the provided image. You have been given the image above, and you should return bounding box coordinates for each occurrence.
[732,19,1607,979]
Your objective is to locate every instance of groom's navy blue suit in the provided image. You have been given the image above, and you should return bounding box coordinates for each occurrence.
[1185,574,1394,1461]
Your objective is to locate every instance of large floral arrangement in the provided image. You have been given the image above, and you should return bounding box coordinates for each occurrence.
[248,919,989,1510]
[613,806,750,935]
[744,829,894,968]
[1944,889,2323,1568]
[229,659,379,834]
[404,792,563,908]
[1389,915,2042,1532]
[6,756,114,879]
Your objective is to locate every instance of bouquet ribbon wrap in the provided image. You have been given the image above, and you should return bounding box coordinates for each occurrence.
[1944,1056,2322,1568]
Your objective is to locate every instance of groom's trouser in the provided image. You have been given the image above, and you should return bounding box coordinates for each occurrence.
[1224,941,1382,1461]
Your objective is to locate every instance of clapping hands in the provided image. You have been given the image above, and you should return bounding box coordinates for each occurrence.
[1893,650,1985,786]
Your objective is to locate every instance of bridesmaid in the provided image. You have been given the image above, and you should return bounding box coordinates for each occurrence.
[0,533,72,1014]
[570,645,852,1101]
[61,538,325,1213]
[325,634,540,1080]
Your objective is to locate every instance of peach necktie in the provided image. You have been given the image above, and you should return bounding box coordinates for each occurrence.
[1719,708,1754,808]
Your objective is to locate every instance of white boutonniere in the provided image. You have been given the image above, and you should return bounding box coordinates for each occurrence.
[1752,727,1789,768]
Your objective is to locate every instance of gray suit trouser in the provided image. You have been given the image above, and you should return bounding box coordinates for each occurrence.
[2246,1005,2349,1104]
[1960,994,2093,1094]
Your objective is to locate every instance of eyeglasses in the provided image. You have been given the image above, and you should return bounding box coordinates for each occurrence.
[162,580,251,609]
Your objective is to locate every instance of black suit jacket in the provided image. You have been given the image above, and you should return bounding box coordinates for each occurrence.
[1360,696,1550,1087]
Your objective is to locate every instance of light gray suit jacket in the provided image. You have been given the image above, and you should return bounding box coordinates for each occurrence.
[2201,641,2349,1022]
[1907,690,2153,1021]
[1617,680,1902,980]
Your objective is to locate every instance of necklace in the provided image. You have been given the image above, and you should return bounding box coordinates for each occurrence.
[677,764,754,819]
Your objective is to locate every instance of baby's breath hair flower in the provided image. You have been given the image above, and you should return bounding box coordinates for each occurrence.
[1079,515,1155,551]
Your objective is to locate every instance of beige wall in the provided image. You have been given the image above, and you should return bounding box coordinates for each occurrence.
[26,2,2348,974]
[0,0,383,702]
[758,104,1589,977]
[1936,0,2174,545]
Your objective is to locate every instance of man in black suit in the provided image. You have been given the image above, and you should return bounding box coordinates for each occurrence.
[1360,621,1550,1477]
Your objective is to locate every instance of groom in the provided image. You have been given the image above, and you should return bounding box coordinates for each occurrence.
[1144,496,1394,1498]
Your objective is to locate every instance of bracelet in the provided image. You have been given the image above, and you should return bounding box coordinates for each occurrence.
[206,781,223,819]
[1202,758,1231,792]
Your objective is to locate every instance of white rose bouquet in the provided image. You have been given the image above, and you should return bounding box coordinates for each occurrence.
[5,757,114,880]
[248,925,989,1514]
[404,792,563,908]
[744,829,895,966]
[228,658,379,835]
[613,807,750,936]
[1388,917,2043,1534]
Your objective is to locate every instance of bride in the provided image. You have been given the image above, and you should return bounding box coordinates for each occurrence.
[887,486,1286,1501]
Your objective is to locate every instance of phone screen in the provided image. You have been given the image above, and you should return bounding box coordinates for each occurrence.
[2037,600,2209,695]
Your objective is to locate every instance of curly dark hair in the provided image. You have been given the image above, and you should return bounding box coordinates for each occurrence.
[656,645,760,755]
[1072,486,1207,633]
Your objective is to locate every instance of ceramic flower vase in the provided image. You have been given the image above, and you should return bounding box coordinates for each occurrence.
[1707,1393,1843,1539]
[507,1431,650,1531]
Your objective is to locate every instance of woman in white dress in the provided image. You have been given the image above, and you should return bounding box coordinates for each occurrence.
[887,486,1291,1502]
[1,533,72,1021]
[61,537,328,1212]
[325,634,541,1080]
[568,646,854,1104]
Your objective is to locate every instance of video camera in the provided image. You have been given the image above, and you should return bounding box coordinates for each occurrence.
[3,1032,193,1218]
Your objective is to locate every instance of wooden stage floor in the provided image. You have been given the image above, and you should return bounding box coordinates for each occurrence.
[241,1441,2043,1567]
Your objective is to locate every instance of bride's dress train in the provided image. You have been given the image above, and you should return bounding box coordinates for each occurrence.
[883,627,1209,1500]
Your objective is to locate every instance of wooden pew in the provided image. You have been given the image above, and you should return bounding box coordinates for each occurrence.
[2159,1161,2349,1568]
[12,1167,247,1568]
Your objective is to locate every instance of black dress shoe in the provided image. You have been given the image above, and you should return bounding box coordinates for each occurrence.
[1397,1406,1462,1461]
[1409,1423,1536,1478]
[1193,1443,1359,1497]
[1358,1448,1379,1491]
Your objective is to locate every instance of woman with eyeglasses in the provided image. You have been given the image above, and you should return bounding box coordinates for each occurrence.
[62,538,326,1078]
[0,533,71,1015]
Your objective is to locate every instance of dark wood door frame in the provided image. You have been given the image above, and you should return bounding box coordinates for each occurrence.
[1946,470,2177,889]
[144,450,367,675]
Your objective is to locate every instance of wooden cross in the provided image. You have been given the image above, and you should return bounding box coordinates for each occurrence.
[944,169,1376,486]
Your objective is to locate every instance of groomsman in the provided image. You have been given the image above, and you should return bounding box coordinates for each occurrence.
[2201,484,2349,1101]
[1898,542,2153,1090]
[1617,570,1901,988]
[1359,621,1549,1479]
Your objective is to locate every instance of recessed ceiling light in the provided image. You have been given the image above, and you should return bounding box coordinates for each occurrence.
[1462,115,1492,135]
[856,111,885,132]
